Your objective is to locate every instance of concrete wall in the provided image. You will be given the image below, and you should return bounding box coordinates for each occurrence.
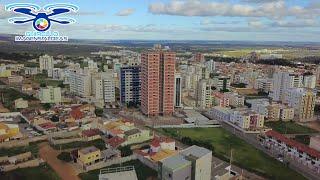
[0,135,47,149]
[83,154,137,172]
[135,153,158,171]
[1,158,41,172]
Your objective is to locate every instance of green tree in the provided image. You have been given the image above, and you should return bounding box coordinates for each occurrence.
[118,145,133,157]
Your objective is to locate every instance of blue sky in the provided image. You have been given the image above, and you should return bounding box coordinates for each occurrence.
[0,0,319,42]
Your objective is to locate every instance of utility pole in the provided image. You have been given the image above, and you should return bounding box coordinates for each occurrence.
[229,149,233,177]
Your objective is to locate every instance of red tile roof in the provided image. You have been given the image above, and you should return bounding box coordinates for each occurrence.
[150,137,174,147]
[265,130,320,159]
[106,136,125,148]
[38,122,56,130]
[82,129,100,137]
[70,109,84,119]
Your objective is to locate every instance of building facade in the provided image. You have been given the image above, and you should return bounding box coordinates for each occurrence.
[39,54,54,72]
[38,86,62,104]
[286,88,316,122]
[120,66,141,105]
[174,73,182,108]
[141,51,175,116]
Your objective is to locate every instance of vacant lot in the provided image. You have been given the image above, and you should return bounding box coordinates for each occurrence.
[78,160,157,180]
[0,163,60,180]
[161,128,306,180]
[265,121,318,134]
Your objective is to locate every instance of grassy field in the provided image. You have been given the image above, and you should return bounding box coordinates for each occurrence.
[265,121,318,134]
[78,160,157,180]
[33,73,63,87]
[52,139,106,150]
[160,128,306,180]
[0,163,60,180]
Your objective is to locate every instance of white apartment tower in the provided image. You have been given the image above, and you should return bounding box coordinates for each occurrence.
[39,54,54,72]
[303,75,317,89]
[270,72,303,102]
[196,79,212,109]
[69,71,92,97]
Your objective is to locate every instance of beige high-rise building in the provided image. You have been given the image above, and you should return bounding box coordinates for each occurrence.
[196,79,212,109]
[286,88,316,122]
[39,54,54,72]
[39,86,62,104]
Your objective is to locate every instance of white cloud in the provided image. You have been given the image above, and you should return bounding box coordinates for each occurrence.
[115,8,135,16]
[149,0,317,19]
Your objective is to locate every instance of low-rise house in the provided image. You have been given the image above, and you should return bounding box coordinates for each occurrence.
[36,122,56,133]
[123,128,153,146]
[8,75,23,84]
[78,146,101,167]
[14,98,28,109]
[263,130,320,171]
[81,129,101,141]
[0,123,20,142]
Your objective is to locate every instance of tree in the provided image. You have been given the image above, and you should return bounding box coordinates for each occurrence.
[95,108,104,117]
[42,103,52,110]
[58,82,65,88]
[118,145,133,157]
[50,115,59,122]
[40,82,46,87]
[57,152,72,162]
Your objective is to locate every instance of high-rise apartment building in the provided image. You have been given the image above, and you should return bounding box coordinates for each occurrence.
[69,71,92,97]
[174,73,182,108]
[286,88,316,122]
[120,66,141,105]
[141,51,175,116]
[39,86,62,103]
[93,71,116,103]
[39,54,54,72]
[270,72,303,102]
[303,75,317,89]
[196,79,212,109]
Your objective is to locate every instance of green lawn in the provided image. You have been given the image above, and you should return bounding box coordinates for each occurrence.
[265,121,318,134]
[161,128,306,180]
[33,73,63,87]
[0,163,60,180]
[78,160,157,180]
[52,139,106,150]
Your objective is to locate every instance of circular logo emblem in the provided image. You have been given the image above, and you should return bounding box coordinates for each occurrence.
[35,18,49,31]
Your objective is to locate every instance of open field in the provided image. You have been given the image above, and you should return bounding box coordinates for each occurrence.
[0,88,37,111]
[52,139,106,150]
[160,128,306,180]
[78,160,157,180]
[265,121,318,134]
[0,163,60,180]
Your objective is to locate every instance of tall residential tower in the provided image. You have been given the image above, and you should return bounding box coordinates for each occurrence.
[141,50,175,116]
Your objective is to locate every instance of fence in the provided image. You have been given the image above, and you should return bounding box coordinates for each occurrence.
[50,137,84,146]
[135,153,158,171]
[152,124,221,129]
[83,154,137,172]
[1,158,42,172]
[0,135,47,149]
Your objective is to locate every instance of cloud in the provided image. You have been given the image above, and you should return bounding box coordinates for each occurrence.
[115,8,135,16]
[0,4,13,19]
[149,0,317,19]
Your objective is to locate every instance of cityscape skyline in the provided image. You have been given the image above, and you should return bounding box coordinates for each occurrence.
[0,0,319,42]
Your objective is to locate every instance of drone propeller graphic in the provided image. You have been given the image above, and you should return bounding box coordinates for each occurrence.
[6,4,78,32]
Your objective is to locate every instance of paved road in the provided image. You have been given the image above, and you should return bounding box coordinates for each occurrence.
[38,142,80,180]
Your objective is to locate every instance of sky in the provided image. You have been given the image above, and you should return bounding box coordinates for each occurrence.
[0,0,319,42]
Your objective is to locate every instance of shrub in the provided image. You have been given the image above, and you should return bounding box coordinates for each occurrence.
[57,152,72,162]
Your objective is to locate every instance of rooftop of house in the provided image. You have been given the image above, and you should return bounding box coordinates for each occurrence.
[265,130,320,159]
[161,154,191,171]
[181,145,212,159]
[124,128,141,136]
[79,146,100,155]
[82,129,100,137]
